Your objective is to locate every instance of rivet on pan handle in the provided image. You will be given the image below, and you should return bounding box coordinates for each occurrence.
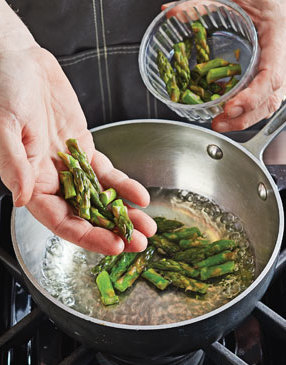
[241,102,286,163]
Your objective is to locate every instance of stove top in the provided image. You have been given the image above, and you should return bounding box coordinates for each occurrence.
[0,163,286,365]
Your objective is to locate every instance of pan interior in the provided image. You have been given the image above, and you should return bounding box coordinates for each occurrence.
[12,121,281,327]
[14,187,255,326]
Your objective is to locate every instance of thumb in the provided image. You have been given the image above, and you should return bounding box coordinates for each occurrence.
[0,120,35,206]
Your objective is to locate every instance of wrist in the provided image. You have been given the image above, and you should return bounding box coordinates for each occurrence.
[0,0,38,52]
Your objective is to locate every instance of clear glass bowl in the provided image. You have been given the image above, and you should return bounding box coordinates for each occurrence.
[139,0,259,123]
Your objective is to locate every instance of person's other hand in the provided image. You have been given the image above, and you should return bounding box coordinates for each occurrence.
[162,0,286,132]
[0,6,156,254]
[212,0,286,132]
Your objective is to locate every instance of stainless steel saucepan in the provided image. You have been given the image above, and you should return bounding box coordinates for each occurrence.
[11,105,286,358]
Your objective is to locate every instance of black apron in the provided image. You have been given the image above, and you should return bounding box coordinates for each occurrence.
[8,0,184,129]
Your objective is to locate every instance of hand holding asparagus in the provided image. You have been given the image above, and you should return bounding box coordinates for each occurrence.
[58,139,145,244]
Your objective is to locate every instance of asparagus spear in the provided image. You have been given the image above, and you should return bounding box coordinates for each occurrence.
[114,246,156,292]
[59,171,76,199]
[150,258,200,278]
[90,207,115,230]
[173,48,191,90]
[173,39,192,59]
[200,261,236,280]
[189,85,212,102]
[209,82,223,94]
[184,38,193,58]
[91,254,120,277]
[224,76,239,94]
[157,50,174,84]
[72,167,91,220]
[153,217,184,233]
[173,40,192,90]
[181,89,203,104]
[59,152,102,208]
[67,196,79,212]
[142,268,170,290]
[196,46,209,63]
[87,181,114,220]
[110,252,138,283]
[197,76,208,89]
[194,58,229,76]
[66,138,101,193]
[210,94,220,101]
[79,189,91,220]
[166,75,181,102]
[58,143,112,221]
[195,250,237,268]
[191,21,210,63]
[58,153,99,217]
[163,227,202,242]
[111,199,134,242]
[206,64,241,83]
[180,261,201,278]
[96,270,119,306]
[175,64,190,91]
[196,77,223,96]
[149,235,180,255]
[162,271,208,294]
[173,239,237,264]
[72,167,87,196]
[179,238,210,249]
[58,152,81,171]
[190,70,201,84]
[99,188,117,206]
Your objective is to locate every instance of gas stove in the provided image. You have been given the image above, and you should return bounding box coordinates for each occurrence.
[0,162,286,365]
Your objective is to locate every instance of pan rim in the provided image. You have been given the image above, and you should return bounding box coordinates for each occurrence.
[12,119,284,331]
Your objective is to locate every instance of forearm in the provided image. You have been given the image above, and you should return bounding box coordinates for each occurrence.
[0,0,37,51]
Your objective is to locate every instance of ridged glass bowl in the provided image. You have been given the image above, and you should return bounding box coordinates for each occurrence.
[139,0,259,123]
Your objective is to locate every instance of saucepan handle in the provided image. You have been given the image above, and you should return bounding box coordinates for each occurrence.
[266,165,286,192]
[242,103,286,162]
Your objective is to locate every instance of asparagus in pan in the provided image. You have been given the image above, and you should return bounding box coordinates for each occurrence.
[173,239,237,264]
[110,252,138,283]
[96,270,119,306]
[163,227,202,242]
[141,268,171,290]
[91,214,242,306]
[91,254,121,278]
[114,246,156,292]
[154,217,184,233]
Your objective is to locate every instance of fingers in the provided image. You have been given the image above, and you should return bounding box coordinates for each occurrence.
[212,88,284,132]
[0,113,35,206]
[161,1,205,21]
[27,194,125,255]
[108,173,150,208]
[123,209,157,252]
[128,208,157,238]
[161,2,188,22]
[214,19,286,132]
[27,193,154,255]
[91,150,150,207]
[223,69,282,120]
[213,77,286,132]
[123,229,148,253]
[161,2,176,11]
